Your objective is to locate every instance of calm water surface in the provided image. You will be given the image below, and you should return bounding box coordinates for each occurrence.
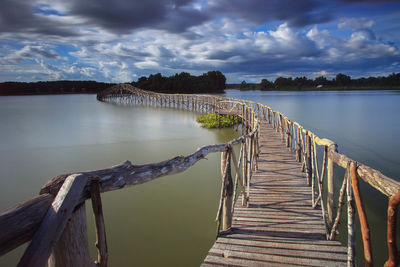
[1,90,399,266]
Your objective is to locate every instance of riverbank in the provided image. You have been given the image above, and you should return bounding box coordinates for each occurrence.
[227,84,400,91]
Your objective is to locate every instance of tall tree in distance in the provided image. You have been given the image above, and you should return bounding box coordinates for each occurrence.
[335,73,351,86]
[260,78,274,90]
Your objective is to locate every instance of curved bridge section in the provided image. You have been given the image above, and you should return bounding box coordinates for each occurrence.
[1,84,400,266]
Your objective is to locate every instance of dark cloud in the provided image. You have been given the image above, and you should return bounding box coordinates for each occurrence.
[0,0,77,36]
[1,45,62,64]
[0,0,209,37]
[339,0,397,3]
[160,8,209,33]
[65,0,209,34]
[209,0,332,28]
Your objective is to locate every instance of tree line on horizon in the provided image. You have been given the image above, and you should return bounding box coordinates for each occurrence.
[1,71,399,96]
[0,80,114,96]
[233,72,400,90]
[0,71,227,96]
[132,71,226,94]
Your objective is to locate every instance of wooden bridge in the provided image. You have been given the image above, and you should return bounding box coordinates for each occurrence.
[1,84,400,266]
[202,120,348,266]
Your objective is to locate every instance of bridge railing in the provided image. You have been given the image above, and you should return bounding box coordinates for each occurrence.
[1,84,399,266]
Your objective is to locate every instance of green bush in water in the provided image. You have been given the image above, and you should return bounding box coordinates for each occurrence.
[196,114,242,128]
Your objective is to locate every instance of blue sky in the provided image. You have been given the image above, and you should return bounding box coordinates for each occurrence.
[0,0,399,83]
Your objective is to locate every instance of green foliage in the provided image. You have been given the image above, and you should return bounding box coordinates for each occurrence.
[196,114,242,129]
[133,71,226,94]
[260,78,274,90]
[227,72,400,91]
[0,81,114,96]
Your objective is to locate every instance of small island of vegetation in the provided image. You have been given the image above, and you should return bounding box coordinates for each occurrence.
[196,114,242,129]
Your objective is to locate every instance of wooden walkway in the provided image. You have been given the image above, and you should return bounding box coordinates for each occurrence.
[202,121,347,266]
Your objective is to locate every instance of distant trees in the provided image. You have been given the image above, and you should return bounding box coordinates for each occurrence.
[240,81,247,90]
[314,76,328,86]
[274,77,293,88]
[335,73,351,86]
[227,72,400,91]
[0,80,114,96]
[133,71,226,94]
[260,79,273,90]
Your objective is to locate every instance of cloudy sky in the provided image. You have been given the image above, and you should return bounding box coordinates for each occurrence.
[0,0,399,83]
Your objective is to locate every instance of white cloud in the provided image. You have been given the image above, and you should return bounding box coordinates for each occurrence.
[338,17,376,30]
[134,60,160,69]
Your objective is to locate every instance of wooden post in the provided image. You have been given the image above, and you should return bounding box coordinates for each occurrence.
[384,191,400,267]
[285,119,290,148]
[350,162,373,267]
[248,135,254,187]
[231,146,246,207]
[305,131,312,186]
[221,149,233,231]
[48,203,92,267]
[242,140,248,206]
[18,174,88,267]
[241,105,245,135]
[255,130,260,171]
[90,177,108,267]
[327,143,338,229]
[347,163,356,267]
[296,127,301,162]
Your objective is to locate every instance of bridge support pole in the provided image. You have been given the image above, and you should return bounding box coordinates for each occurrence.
[305,131,312,186]
[48,203,92,267]
[296,127,302,162]
[327,143,338,229]
[221,150,233,231]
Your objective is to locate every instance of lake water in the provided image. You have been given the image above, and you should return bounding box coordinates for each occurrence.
[0,90,399,266]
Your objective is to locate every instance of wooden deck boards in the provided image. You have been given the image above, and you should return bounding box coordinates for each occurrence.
[202,121,346,266]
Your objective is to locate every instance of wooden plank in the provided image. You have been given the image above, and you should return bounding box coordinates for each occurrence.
[212,242,347,261]
[220,233,346,247]
[216,236,347,253]
[233,216,324,224]
[203,254,289,267]
[17,174,88,267]
[232,212,323,220]
[0,194,54,256]
[209,247,345,267]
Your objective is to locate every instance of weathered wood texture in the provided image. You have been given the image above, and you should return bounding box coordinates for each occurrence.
[17,174,88,267]
[0,194,54,256]
[48,203,93,267]
[202,122,346,266]
[90,177,108,267]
